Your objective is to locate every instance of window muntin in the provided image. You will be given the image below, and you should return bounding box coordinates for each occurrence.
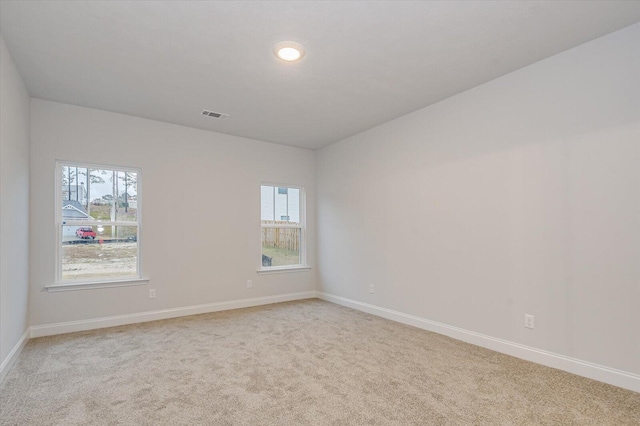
[57,162,141,284]
[260,185,305,269]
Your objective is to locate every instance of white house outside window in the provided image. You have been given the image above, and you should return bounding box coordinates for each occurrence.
[260,184,306,270]
[56,161,142,285]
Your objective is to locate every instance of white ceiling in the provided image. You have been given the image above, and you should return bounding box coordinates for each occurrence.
[1,1,639,150]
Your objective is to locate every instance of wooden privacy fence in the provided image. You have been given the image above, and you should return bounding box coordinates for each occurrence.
[261,221,300,252]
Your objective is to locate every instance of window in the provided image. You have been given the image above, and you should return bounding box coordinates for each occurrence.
[260,184,306,270]
[56,162,141,285]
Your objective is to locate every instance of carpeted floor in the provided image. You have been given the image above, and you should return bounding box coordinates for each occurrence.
[1,299,638,425]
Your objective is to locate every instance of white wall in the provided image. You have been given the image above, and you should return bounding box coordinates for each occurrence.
[30,100,315,326]
[317,24,640,376]
[0,37,30,370]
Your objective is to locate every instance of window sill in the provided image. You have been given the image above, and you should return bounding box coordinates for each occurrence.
[256,266,311,275]
[45,278,149,292]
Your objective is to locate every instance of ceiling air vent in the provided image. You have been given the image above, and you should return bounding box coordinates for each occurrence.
[201,110,230,120]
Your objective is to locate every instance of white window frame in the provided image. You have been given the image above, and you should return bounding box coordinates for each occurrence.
[49,161,146,291]
[258,182,310,273]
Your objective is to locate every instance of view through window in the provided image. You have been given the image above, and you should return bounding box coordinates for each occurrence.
[58,162,140,282]
[260,185,304,268]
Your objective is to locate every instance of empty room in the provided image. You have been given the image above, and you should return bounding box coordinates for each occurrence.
[1,1,639,424]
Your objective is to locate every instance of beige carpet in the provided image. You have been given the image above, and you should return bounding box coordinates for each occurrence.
[1,299,638,425]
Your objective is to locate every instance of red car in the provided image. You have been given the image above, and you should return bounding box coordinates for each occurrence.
[76,227,96,239]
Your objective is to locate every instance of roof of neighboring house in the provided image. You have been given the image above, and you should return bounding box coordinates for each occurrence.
[62,200,90,220]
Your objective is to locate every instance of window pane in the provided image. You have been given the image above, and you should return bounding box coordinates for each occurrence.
[62,167,138,223]
[261,185,275,221]
[62,225,138,281]
[115,171,138,222]
[274,190,288,221]
[261,227,301,267]
[86,169,113,221]
[287,188,300,224]
[62,165,88,206]
[261,185,300,225]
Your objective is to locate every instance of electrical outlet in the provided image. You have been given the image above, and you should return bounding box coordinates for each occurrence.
[247,280,253,289]
[149,289,156,299]
[369,284,375,294]
[525,314,534,329]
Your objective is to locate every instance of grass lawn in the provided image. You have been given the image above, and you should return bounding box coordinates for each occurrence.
[89,205,137,222]
[262,245,300,267]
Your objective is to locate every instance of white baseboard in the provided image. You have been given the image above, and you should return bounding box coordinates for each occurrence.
[0,328,30,383]
[317,292,640,393]
[30,291,316,338]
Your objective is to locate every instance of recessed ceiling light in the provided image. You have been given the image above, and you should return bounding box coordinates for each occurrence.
[274,41,305,62]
